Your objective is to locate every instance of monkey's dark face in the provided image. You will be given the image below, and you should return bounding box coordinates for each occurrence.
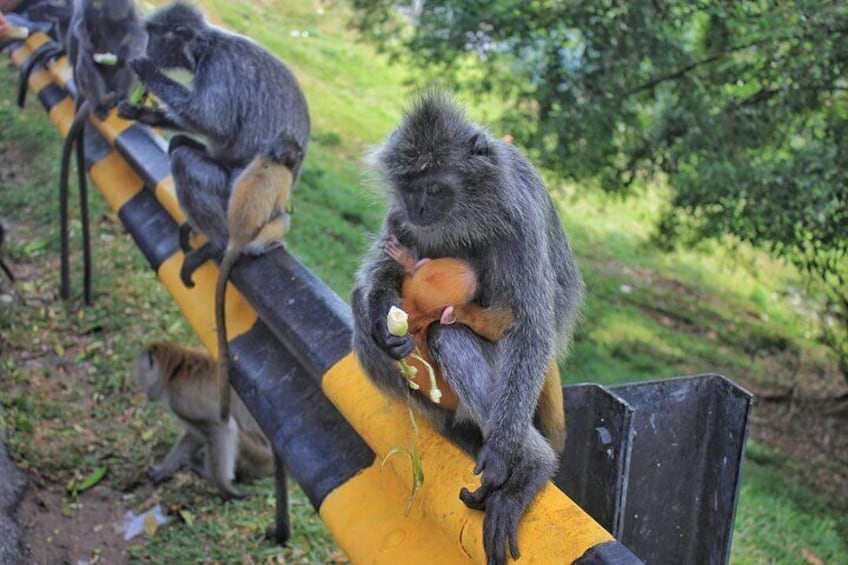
[144,2,205,70]
[396,170,458,227]
[380,94,502,241]
[81,0,146,63]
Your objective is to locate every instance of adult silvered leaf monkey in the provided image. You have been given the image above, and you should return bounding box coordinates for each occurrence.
[351,91,584,565]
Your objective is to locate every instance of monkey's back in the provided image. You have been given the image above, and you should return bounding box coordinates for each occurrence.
[199,29,311,166]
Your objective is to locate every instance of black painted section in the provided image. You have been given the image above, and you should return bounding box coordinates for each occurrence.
[555,384,633,535]
[232,250,354,380]
[273,454,291,544]
[114,125,171,187]
[36,81,66,112]
[573,541,643,565]
[82,124,112,170]
[228,323,375,508]
[117,189,179,271]
[609,375,752,565]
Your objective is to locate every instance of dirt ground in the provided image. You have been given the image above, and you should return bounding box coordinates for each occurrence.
[15,483,137,564]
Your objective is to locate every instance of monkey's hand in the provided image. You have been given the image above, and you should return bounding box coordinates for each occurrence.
[117,100,143,121]
[146,464,173,484]
[371,298,415,359]
[129,56,158,82]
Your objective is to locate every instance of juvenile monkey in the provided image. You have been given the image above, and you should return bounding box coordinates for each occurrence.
[351,91,583,565]
[135,342,273,499]
[117,0,310,286]
[0,222,14,282]
[215,133,302,421]
[58,0,145,303]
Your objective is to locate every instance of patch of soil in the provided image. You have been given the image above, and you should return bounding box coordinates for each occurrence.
[16,482,135,564]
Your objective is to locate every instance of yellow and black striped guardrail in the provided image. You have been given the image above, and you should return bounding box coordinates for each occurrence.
[7,31,643,564]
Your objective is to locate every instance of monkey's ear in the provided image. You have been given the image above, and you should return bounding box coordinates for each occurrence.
[469,133,490,157]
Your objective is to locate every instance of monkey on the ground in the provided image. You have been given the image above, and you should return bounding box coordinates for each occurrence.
[215,133,302,421]
[0,222,15,282]
[351,91,583,565]
[135,342,273,499]
[117,0,310,288]
[59,0,145,304]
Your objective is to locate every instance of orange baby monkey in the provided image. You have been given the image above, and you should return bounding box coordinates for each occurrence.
[384,236,565,450]
[384,236,514,409]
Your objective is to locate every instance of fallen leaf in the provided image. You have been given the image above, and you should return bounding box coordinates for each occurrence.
[144,510,160,537]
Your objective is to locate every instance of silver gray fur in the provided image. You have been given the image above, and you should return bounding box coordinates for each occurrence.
[59,0,146,303]
[351,91,584,565]
[117,1,310,284]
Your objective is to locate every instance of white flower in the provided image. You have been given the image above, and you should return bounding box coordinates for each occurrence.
[93,52,118,65]
[387,306,409,336]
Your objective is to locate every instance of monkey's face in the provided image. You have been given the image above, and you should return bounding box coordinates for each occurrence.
[81,0,146,63]
[396,171,458,228]
[144,3,204,71]
[134,348,164,401]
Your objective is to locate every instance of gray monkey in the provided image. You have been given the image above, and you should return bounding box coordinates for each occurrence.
[0,222,14,282]
[350,91,584,565]
[117,1,310,287]
[59,0,146,304]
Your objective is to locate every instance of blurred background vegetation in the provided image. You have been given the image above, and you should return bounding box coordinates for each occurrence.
[0,0,845,563]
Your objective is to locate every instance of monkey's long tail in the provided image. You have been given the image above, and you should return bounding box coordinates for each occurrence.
[538,360,566,453]
[58,101,89,301]
[0,257,14,282]
[215,248,240,422]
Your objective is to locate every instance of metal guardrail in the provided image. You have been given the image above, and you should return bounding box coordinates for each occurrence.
[7,33,650,564]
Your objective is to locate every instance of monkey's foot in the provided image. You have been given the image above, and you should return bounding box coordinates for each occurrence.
[178,222,193,252]
[146,464,173,484]
[168,134,207,156]
[460,442,512,510]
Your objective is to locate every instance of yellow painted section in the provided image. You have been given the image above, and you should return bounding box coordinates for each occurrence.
[154,176,188,224]
[89,151,145,211]
[10,44,31,67]
[157,254,257,357]
[93,110,135,142]
[24,32,50,53]
[25,66,52,95]
[48,56,73,88]
[320,464,475,564]
[322,353,614,564]
[47,97,76,137]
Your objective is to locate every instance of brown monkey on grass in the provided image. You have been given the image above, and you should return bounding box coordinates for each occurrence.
[135,342,273,499]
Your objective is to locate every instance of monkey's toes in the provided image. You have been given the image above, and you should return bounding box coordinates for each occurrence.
[459,485,488,511]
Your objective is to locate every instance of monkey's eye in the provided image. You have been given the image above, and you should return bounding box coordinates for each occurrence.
[425,184,445,197]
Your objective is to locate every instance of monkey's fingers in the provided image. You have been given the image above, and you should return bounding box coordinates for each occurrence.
[383,236,417,272]
[482,491,522,565]
[117,101,141,121]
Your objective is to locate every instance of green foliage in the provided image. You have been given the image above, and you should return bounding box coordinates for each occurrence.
[351,0,848,377]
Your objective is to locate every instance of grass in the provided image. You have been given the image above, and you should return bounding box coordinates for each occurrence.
[1,0,846,563]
